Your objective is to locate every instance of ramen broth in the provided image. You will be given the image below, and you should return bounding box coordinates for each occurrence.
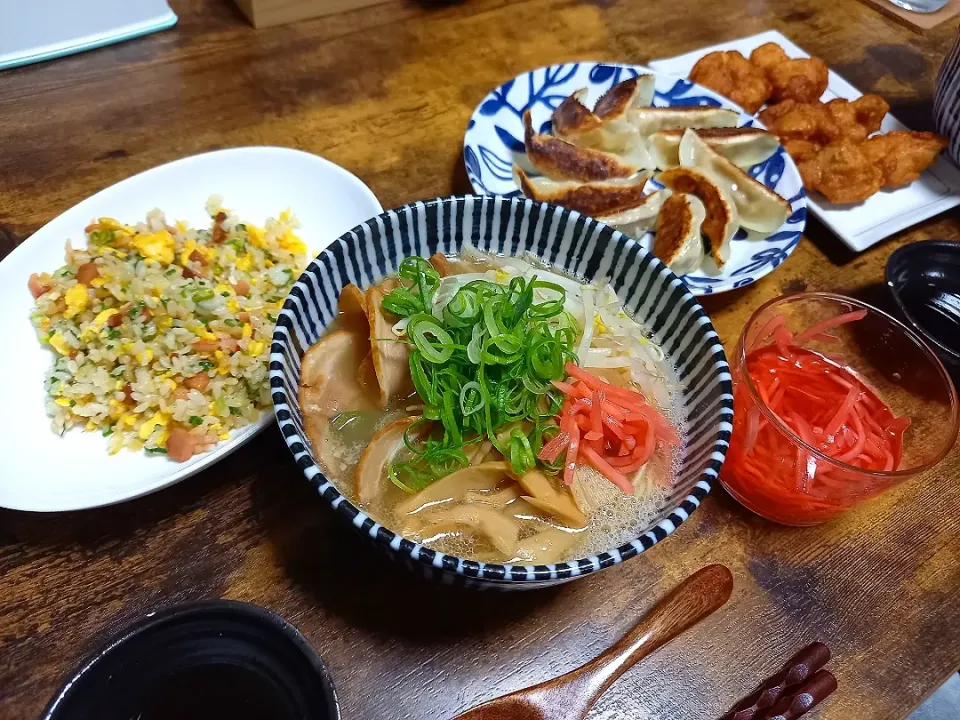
[299,248,685,564]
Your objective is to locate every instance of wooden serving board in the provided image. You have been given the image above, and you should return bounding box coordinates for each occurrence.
[860,0,960,31]
[234,0,390,27]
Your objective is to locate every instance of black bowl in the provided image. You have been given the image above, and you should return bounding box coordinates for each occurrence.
[42,600,339,720]
[886,240,960,368]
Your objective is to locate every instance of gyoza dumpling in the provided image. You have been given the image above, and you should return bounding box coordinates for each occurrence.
[653,193,707,275]
[553,90,601,138]
[594,75,656,120]
[657,167,738,268]
[629,107,739,136]
[678,129,790,233]
[524,111,651,181]
[552,76,654,153]
[515,167,654,217]
[649,127,780,170]
[595,189,670,238]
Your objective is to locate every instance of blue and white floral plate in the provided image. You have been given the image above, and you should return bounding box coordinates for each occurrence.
[463,63,807,296]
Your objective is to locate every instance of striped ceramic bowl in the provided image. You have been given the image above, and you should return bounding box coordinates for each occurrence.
[271,195,733,589]
[936,34,960,169]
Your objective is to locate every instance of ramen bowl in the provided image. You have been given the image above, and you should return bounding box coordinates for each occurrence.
[271,195,733,588]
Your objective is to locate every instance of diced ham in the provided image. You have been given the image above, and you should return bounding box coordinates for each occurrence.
[212,212,227,244]
[28,273,52,298]
[232,280,250,296]
[182,266,198,279]
[237,311,250,322]
[219,336,240,353]
[107,311,124,328]
[84,222,100,233]
[123,384,135,403]
[189,249,208,266]
[173,386,191,401]
[166,427,198,462]
[76,262,100,284]
[183,373,210,391]
[192,340,219,353]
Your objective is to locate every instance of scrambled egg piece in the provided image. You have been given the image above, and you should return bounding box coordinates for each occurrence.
[179,239,198,267]
[64,284,89,318]
[134,230,175,265]
[96,246,127,258]
[279,232,306,255]
[276,210,306,254]
[593,313,609,336]
[247,340,264,357]
[235,254,253,272]
[98,217,134,235]
[48,332,72,355]
[138,412,169,440]
[246,224,266,249]
[181,239,216,265]
[190,324,217,341]
[81,308,120,340]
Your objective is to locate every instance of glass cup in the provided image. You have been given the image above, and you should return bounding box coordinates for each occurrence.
[721,292,959,526]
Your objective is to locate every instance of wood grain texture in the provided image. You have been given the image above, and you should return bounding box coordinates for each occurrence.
[1,1,959,718]
[456,565,734,720]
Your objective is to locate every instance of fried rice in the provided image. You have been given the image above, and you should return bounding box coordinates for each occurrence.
[28,196,307,462]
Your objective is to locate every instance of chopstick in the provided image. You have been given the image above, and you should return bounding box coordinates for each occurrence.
[719,642,836,720]
[758,669,838,720]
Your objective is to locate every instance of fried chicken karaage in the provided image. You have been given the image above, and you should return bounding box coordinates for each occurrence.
[690,51,771,114]
[862,131,949,188]
[782,139,822,164]
[796,141,883,204]
[750,42,829,104]
[762,91,944,203]
[759,99,841,145]
[686,42,946,204]
[759,96,890,146]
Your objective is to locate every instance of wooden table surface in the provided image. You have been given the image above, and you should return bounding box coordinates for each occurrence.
[2,0,960,718]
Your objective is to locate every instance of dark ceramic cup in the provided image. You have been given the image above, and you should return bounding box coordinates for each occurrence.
[42,600,339,720]
[886,239,960,369]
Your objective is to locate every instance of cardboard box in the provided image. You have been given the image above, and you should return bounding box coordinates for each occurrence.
[234,0,389,27]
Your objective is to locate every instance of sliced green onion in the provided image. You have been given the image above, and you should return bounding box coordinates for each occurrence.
[459,381,484,416]
[89,229,115,246]
[384,261,575,489]
[408,315,455,364]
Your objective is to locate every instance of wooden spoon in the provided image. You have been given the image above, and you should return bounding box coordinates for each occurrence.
[453,564,734,720]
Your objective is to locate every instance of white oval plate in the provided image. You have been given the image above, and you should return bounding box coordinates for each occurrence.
[0,147,382,512]
[463,63,807,296]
